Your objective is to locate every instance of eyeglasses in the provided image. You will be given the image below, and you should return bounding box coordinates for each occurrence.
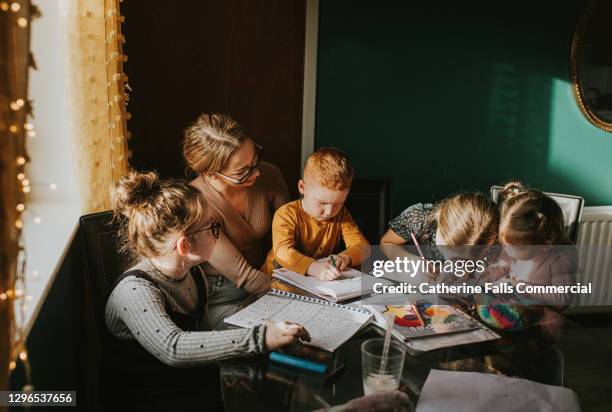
[215,143,263,185]
[173,220,221,250]
[188,220,221,239]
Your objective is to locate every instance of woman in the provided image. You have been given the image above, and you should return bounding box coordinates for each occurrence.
[105,171,308,408]
[183,113,290,327]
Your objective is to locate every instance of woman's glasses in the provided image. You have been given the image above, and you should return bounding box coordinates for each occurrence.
[215,143,263,185]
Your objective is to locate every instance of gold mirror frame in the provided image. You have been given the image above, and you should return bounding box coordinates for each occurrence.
[570,0,612,132]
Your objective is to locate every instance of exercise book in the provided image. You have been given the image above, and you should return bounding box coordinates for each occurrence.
[225,289,372,352]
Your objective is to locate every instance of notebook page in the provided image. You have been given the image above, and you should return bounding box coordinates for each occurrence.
[273,267,380,302]
[225,293,370,351]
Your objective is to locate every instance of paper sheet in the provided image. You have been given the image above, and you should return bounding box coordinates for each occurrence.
[416,370,581,412]
[225,293,371,352]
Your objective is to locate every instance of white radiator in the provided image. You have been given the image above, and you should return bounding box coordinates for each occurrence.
[572,206,612,311]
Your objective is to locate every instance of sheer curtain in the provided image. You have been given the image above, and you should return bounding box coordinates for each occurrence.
[59,0,129,213]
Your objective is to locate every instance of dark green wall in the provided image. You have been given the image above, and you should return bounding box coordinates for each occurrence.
[315,0,612,217]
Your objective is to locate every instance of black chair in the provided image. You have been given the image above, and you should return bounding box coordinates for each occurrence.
[490,185,584,244]
[79,210,125,321]
[79,211,127,409]
[345,178,392,245]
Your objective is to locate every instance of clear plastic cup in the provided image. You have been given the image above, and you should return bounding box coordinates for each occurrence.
[361,338,406,395]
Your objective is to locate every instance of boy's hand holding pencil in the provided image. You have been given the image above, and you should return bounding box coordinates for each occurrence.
[332,254,351,271]
[305,254,352,281]
[306,256,342,281]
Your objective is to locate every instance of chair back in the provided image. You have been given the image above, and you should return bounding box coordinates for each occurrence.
[79,211,126,321]
[345,178,392,245]
[490,185,584,243]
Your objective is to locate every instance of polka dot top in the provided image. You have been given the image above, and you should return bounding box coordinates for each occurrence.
[105,260,266,367]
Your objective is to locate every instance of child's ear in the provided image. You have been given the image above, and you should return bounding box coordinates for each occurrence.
[176,235,192,256]
[298,179,305,195]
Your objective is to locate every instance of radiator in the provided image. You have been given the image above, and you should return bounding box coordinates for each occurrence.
[572,206,612,311]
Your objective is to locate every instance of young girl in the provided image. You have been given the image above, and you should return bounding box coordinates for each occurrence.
[478,181,577,332]
[381,193,499,272]
[105,171,308,408]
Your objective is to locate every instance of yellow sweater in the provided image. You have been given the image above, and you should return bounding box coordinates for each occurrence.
[262,200,370,275]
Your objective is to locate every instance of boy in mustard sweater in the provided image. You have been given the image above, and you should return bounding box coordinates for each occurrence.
[262,147,370,280]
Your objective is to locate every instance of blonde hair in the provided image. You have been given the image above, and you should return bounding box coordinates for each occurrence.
[432,192,498,246]
[182,113,248,175]
[111,171,207,260]
[498,181,568,245]
[303,147,354,190]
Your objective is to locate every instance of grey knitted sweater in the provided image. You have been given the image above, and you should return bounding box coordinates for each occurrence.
[105,260,267,367]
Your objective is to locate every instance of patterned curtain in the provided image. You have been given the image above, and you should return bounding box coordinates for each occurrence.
[59,0,129,213]
[0,0,34,398]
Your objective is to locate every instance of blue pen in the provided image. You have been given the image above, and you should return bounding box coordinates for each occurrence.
[269,352,328,374]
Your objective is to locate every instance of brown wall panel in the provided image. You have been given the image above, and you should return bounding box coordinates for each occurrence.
[122,0,305,195]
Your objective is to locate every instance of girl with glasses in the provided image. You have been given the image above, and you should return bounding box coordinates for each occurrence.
[184,113,290,328]
[105,171,308,408]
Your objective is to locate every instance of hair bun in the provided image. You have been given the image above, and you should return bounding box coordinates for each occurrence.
[500,181,524,201]
[111,171,161,217]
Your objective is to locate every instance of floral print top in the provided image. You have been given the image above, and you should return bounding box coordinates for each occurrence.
[388,203,444,260]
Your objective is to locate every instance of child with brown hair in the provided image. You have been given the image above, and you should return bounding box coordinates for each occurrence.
[105,171,309,406]
[381,192,499,263]
[262,147,370,280]
[492,181,576,306]
[477,181,577,333]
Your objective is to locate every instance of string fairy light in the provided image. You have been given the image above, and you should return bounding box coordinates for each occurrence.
[2,1,36,385]
[2,0,128,391]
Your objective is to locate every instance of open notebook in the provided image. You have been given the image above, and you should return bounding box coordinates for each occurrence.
[224,289,372,352]
[272,267,387,302]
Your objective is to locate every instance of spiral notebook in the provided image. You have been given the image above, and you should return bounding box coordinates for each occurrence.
[224,289,372,352]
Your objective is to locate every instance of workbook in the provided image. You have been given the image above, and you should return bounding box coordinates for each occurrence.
[272,267,386,302]
[364,303,480,340]
[224,289,372,352]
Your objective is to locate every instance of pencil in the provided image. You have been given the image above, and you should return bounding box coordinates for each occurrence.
[329,255,337,268]
[410,232,425,259]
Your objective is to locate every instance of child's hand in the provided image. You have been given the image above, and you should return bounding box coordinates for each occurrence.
[263,320,311,350]
[307,261,342,281]
[334,254,351,271]
[481,261,511,283]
